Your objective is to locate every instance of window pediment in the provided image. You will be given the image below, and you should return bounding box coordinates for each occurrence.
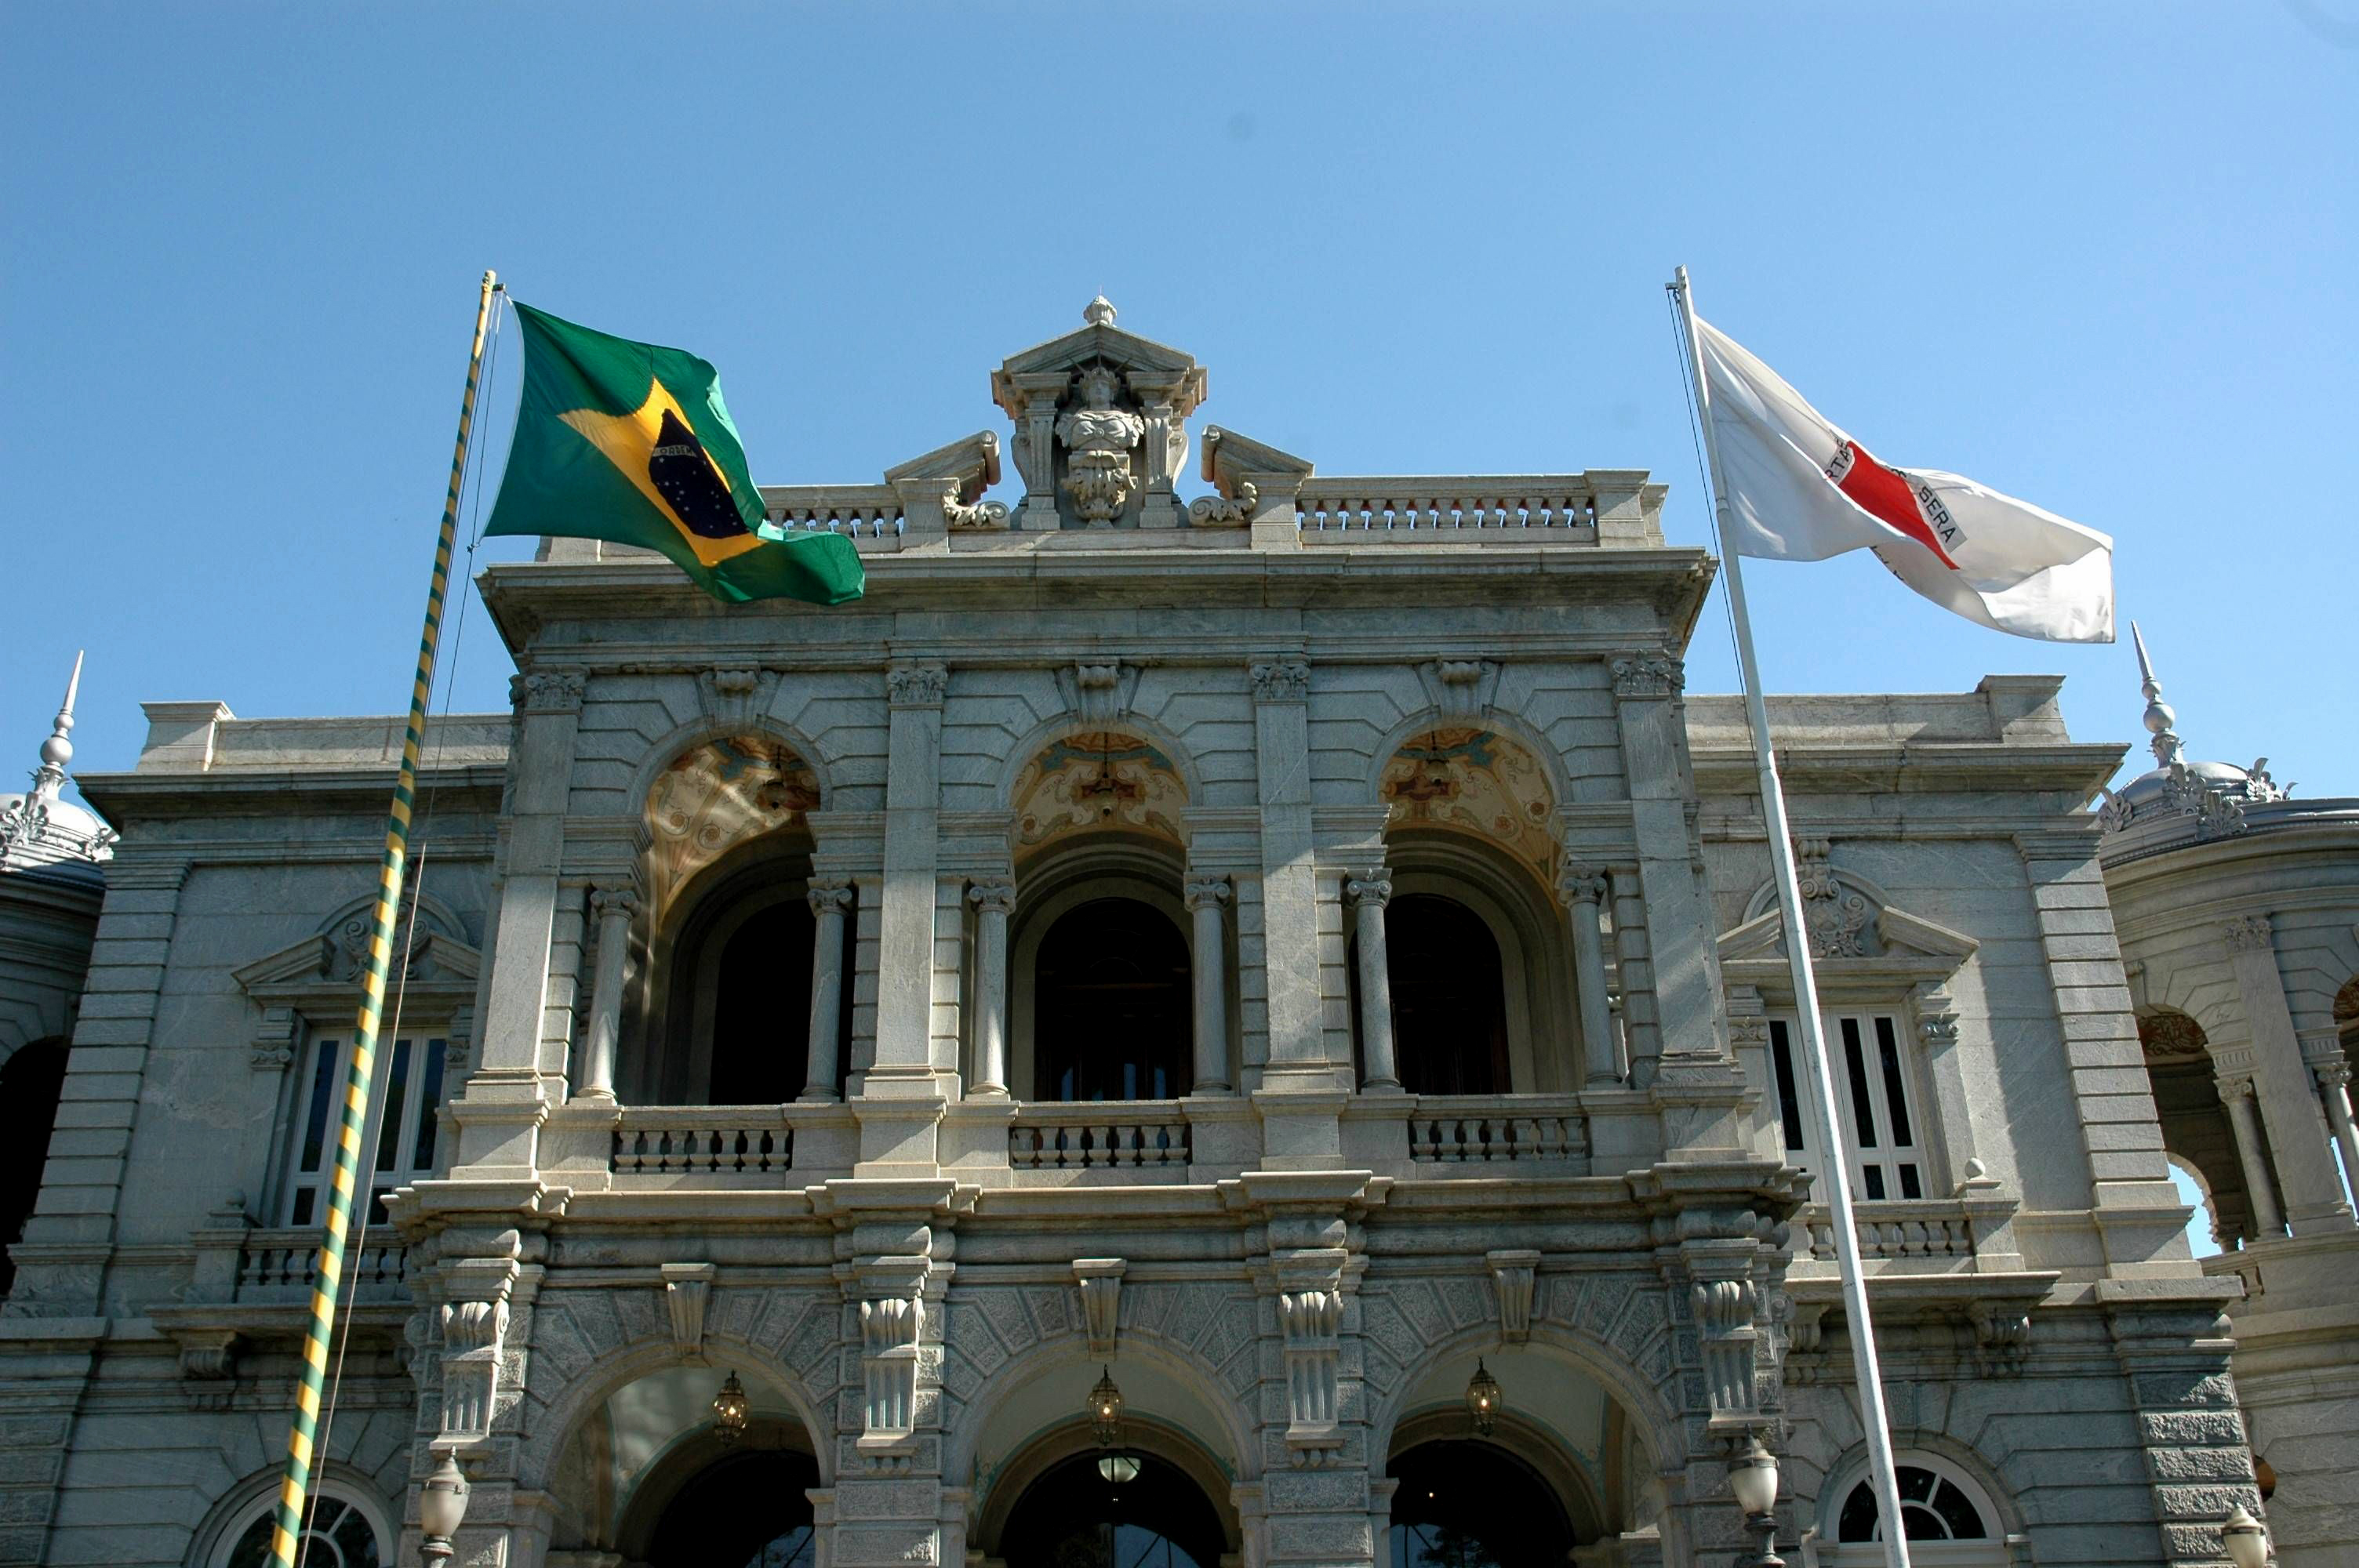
[232,926,480,1008]
[1718,858,1976,989]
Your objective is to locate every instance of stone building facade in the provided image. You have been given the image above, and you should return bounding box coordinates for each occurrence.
[0,302,2320,1567]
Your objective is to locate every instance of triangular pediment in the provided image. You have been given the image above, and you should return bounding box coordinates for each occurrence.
[234,929,482,1004]
[1720,862,1978,983]
[231,935,337,991]
[1201,425,1316,488]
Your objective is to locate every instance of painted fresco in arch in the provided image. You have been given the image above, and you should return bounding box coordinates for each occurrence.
[646,735,820,913]
[1012,731,1187,851]
[1381,728,1557,873]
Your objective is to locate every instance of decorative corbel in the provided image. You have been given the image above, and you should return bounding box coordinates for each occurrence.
[1415,658,1499,720]
[1056,661,1138,725]
[663,1262,716,1364]
[697,664,780,727]
[438,1297,511,1442]
[1074,1258,1126,1357]
[1691,1277,1761,1421]
[249,1005,298,1072]
[1486,1250,1539,1343]
[1972,1301,2030,1376]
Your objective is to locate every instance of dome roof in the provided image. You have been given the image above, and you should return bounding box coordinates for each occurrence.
[0,653,114,885]
[2098,625,2299,846]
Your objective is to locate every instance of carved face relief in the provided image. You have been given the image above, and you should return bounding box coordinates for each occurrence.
[1013,731,1187,850]
[647,735,820,914]
[1379,728,1557,873]
[1056,365,1148,524]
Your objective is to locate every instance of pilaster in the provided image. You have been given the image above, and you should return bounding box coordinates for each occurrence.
[1605,652,1722,1063]
[862,662,952,1173]
[2218,914,2354,1233]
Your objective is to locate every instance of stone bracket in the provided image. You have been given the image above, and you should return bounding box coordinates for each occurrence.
[1487,1250,1540,1343]
[1074,1258,1126,1358]
[662,1262,716,1364]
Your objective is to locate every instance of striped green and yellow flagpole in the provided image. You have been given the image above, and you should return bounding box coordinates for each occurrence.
[266,270,499,1568]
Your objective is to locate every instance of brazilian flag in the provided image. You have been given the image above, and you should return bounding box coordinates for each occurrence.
[483,303,863,605]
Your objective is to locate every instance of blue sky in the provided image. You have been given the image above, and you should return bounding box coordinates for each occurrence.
[5,1,2352,820]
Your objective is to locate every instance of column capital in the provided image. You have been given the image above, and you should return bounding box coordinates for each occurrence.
[809,879,855,916]
[2315,1058,2353,1091]
[509,667,587,714]
[1249,657,1310,704]
[966,878,1016,916]
[1557,864,1608,906]
[588,884,639,923]
[2220,913,2274,953]
[885,659,948,708]
[1608,649,1685,699]
[1344,872,1392,909]
[1184,875,1232,911]
[2216,1073,2257,1103]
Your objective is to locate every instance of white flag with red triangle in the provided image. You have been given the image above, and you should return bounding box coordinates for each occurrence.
[1696,316,2114,644]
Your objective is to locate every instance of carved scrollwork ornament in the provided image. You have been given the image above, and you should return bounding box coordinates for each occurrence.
[1183,876,1232,912]
[1345,874,1393,910]
[1187,480,1257,528]
[1608,650,1685,699]
[1250,658,1310,704]
[885,660,948,708]
[808,879,854,916]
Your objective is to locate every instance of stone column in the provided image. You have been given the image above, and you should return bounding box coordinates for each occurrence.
[2316,1058,2359,1193]
[1347,873,1401,1093]
[1185,876,1234,1094]
[1251,657,1331,1087]
[576,885,637,1101]
[2219,915,2354,1232]
[2217,1075,2284,1238]
[802,880,852,1102]
[1605,652,1722,1061]
[967,878,1015,1098]
[1558,864,1619,1087]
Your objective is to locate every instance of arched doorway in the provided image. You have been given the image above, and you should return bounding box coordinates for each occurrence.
[1387,1439,1573,1568]
[1034,898,1191,1102]
[0,1039,67,1295]
[641,1446,818,1568]
[1383,895,1510,1095]
[998,1450,1226,1568]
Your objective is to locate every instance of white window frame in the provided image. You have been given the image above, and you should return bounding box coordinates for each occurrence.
[280,1025,453,1228]
[1813,1451,2008,1564]
[209,1479,392,1568]
[1766,1009,1932,1204]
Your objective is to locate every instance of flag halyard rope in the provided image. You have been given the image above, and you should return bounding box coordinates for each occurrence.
[267,270,499,1568]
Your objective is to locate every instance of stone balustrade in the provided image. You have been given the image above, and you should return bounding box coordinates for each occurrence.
[235,1229,408,1305]
[1800,1200,1980,1265]
[610,1106,796,1178]
[1008,1102,1192,1173]
[761,484,906,538]
[1406,1094,1587,1166]
[1294,477,1600,537]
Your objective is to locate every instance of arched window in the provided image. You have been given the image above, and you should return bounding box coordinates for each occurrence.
[1830,1457,2006,1559]
[998,1450,1225,1568]
[1387,1439,1574,1568]
[1383,895,1510,1096]
[211,1484,390,1568]
[0,1039,68,1296]
[1034,898,1190,1102]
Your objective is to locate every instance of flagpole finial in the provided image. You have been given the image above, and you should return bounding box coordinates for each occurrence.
[2129,622,2183,769]
[32,651,83,800]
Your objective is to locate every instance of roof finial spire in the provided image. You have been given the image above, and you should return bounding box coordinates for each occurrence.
[32,651,82,800]
[1083,294,1117,328]
[2131,622,2182,769]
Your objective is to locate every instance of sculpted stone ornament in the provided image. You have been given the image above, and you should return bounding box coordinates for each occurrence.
[1251,659,1311,704]
[1609,650,1685,699]
[1187,480,1257,528]
[1794,838,1870,958]
[1057,365,1147,525]
[886,660,948,708]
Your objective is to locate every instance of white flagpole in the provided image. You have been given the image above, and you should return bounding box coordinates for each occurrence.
[1670,267,1914,1568]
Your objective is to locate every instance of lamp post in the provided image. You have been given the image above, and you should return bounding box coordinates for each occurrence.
[2221,1504,2271,1568]
[1728,1435,1784,1568]
[417,1450,471,1567]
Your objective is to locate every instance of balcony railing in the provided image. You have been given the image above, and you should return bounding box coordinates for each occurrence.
[1406,1095,1587,1167]
[610,1106,795,1179]
[234,1229,409,1305]
[1009,1102,1192,1174]
[1797,1200,1982,1266]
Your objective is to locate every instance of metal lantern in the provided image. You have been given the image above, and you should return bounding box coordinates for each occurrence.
[2222,1504,2270,1568]
[1465,1359,1503,1436]
[1089,1364,1126,1446]
[711,1370,751,1446]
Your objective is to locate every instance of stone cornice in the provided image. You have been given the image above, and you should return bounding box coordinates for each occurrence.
[1691,743,2124,800]
[76,765,507,822]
